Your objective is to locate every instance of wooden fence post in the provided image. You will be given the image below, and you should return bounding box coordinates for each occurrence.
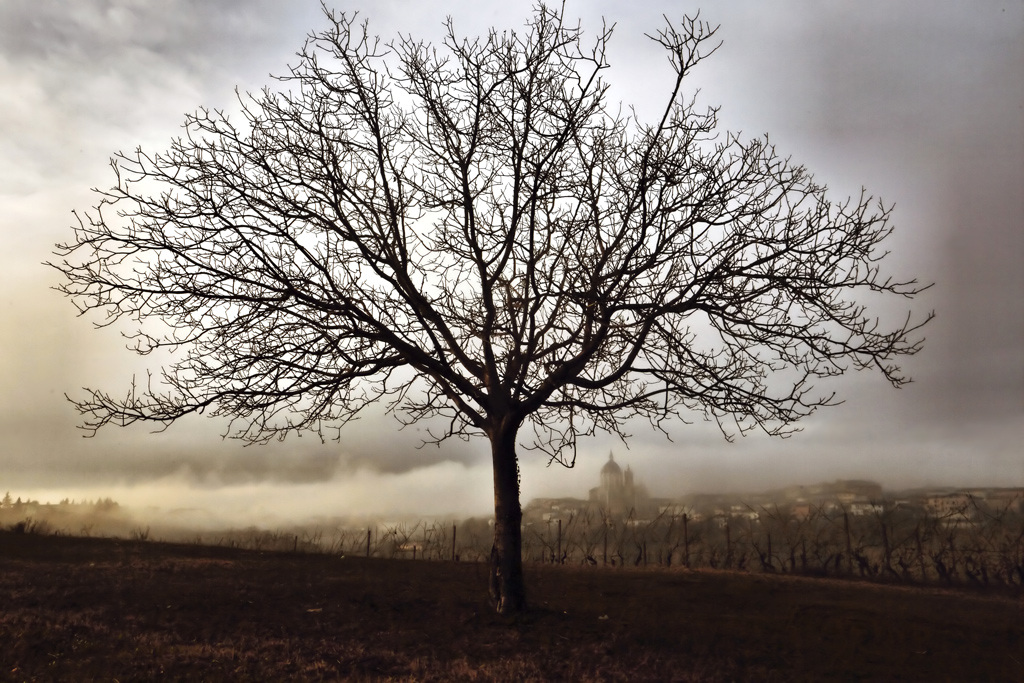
[557,519,562,565]
[682,513,690,568]
[947,533,957,580]
[366,528,372,558]
[725,521,731,568]
[452,524,457,562]
[915,525,927,581]
[880,520,892,574]
[843,512,853,575]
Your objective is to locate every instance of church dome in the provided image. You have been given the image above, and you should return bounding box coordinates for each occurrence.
[600,453,622,477]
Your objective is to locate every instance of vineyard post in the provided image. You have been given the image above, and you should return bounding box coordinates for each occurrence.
[683,513,690,568]
[603,524,608,566]
[947,533,958,580]
[725,520,732,568]
[555,519,561,564]
[914,525,926,581]
[366,528,371,558]
[452,524,457,562]
[844,512,853,575]
[880,519,892,575]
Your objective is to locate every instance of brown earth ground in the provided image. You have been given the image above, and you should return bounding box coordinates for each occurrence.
[0,531,1019,682]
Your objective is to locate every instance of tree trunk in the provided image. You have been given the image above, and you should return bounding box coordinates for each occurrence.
[488,425,527,614]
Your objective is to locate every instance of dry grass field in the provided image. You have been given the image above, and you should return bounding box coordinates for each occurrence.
[0,530,1019,681]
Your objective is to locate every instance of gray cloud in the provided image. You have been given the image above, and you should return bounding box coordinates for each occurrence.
[0,0,308,72]
[0,406,479,488]
[704,2,1024,433]
[0,0,323,195]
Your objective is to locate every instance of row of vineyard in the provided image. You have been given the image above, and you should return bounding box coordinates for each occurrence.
[8,494,1019,590]
[312,497,1024,590]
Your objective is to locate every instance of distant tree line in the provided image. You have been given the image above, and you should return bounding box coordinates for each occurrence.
[0,493,119,511]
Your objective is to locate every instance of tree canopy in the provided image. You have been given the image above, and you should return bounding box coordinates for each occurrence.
[53,5,931,612]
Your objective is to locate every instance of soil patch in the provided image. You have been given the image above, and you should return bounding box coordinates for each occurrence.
[0,532,1019,681]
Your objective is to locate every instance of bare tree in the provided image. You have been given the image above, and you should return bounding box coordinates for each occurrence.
[52,6,931,613]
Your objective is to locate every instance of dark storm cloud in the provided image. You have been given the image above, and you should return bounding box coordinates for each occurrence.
[0,400,479,489]
[803,4,1020,136]
[706,2,1024,432]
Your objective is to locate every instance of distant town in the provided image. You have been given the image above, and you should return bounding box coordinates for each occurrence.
[523,452,1024,528]
[516,454,1023,585]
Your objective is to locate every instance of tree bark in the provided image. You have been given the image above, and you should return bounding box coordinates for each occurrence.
[488,425,527,614]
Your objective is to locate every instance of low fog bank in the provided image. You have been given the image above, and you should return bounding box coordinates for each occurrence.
[4,444,1021,547]
[0,486,471,547]
[0,497,425,547]
[2,459,498,542]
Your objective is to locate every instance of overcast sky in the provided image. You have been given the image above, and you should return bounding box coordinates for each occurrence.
[1,0,1021,525]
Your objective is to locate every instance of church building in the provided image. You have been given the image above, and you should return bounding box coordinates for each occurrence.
[523,451,666,526]
[588,452,649,519]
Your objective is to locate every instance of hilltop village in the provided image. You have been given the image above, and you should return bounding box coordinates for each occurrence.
[523,453,1024,527]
